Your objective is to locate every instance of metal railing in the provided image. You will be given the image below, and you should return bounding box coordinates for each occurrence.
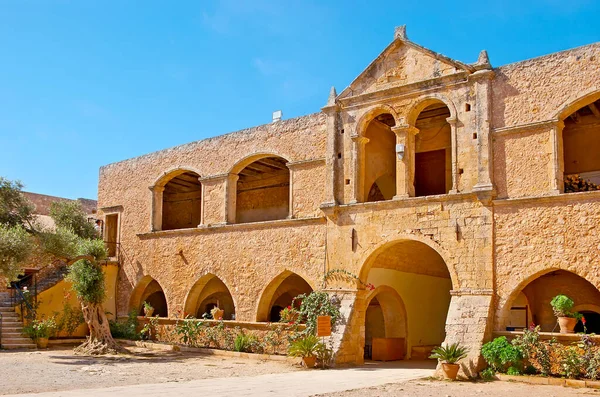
[0,312,3,349]
[10,281,36,322]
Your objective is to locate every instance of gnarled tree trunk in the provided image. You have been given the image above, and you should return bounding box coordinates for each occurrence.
[75,302,127,355]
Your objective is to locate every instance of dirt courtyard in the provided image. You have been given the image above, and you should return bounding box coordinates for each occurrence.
[0,345,298,395]
[317,379,600,397]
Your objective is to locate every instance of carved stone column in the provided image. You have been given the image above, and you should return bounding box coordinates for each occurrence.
[550,120,565,194]
[471,70,495,193]
[447,116,459,193]
[149,185,164,231]
[392,125,419,199]
[349,135,370,203]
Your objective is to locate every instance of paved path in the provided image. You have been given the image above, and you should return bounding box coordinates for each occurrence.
[4,361,435,397]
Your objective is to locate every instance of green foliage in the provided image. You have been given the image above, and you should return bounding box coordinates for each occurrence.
[49,201,97,239]
[140,316,160,340]
[234,331,257,352]
[550,294,576,317]
[23,317,58,340]
[174,316,204,346]
[77,238,107,261]
[39,227,79,259]
[109,310,139,340]
[560,345,583,379]
[0,224,32,281]
[481,336,524,372]
[506,366,521,375]
[0,177,35,229]
[288,334,324,358]
[429,343,469,364]
[292,291,341,335]
[480,368,495,381]
[65,259,105,304]
[56,301,84,337]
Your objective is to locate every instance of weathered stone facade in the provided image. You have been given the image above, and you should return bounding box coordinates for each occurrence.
[98,27,600,376]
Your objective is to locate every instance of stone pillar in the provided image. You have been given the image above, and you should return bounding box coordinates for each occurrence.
[322,88,340,205]
[287,166,294,218]
[550,120,565,194]
[350,135,369,203]
[443,290,494,378]
[324,289,367,366]
[225,173,239,224]
[447,116,459,194]
[198,173,229,226]
[392,125,419,199]
[149,185,164,231]
[471,70,495,194]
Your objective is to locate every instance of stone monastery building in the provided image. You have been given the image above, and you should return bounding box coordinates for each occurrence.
[98,27,600,374]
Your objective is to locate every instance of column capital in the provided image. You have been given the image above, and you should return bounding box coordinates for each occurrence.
[446,116,458,125]
[391,125,419,136]
[350,134,370,145]
[554,119,565,131]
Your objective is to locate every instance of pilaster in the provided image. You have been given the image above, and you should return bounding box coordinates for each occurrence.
[392,125,419,199]
[350,135,370,203]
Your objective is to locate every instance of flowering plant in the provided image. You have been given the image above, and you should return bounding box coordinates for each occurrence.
[279,306,298,323]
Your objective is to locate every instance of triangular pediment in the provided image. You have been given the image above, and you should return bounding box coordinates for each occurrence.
[338,38,476,100]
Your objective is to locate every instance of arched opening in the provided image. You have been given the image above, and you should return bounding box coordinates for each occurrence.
[364,113,396,202]
[184,274,236,320]
[506,292,532,330]
[414,103,452,197]
[130,277,169,317]
[562,98,600,192]
[162,171,202,230]
[235,156,290,223]
[364,287,408,361]
[361,239,452,360]
[256,271,313,322]
[504,270,600,332]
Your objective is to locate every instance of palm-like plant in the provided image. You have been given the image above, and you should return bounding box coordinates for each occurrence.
[288,334,324,357]
[429,343,469,364]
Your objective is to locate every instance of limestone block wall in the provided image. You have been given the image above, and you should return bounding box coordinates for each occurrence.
[491,43,600,129]
[494,194,600,330]
[492,127,553,198]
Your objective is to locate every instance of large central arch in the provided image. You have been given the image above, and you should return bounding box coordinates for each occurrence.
[357,238,453,361]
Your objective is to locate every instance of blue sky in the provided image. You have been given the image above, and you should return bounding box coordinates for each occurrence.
[1,0,599,200]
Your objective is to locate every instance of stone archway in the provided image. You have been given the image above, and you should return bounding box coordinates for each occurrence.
[129,276,169,317]
[256,270,314,322]
[183,274,236,320]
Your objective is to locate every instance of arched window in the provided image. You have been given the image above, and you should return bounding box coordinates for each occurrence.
[364,113,396,202]
[235,156,290,223]
[256,271,313,322]
[414,103,452,197]
[184,274,236,320]
[161,171,202,230]
[129,276,169,317]
[563,98,600,193]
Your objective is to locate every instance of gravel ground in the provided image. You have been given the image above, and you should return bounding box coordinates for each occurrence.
[0,345,298,395]
[315,378,600,397]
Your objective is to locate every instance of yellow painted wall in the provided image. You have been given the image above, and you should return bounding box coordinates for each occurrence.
[367,268,452,354]
[18,263,119,337]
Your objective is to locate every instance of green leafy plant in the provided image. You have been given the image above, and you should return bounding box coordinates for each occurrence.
[174,316,204,346]
[109,310,139,340]
[288,334,324,358]
[481,336,523,373]
[234,331,257,352]
[49,201,98,239]
[140,315,159,340]
[550,294,581,319]
[24,317,58,340]
[481,368,495,381]
[429,343,469,364]
[292,291,341,335]
[56,301,85,337]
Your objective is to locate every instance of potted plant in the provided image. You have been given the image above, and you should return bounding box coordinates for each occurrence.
[288,334,324,368]
[429,342,469,380]
[143,301,154,317]
[24,317,58,349]
[550,294,582,334]
[210,306,224,321]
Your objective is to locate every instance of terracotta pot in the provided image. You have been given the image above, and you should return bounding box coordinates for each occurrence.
[37,337,49,349]
[144,308,154,317]
[302,355,317,368]
[212,309,224,320]
[441,363,460,380]
[558,316,578,334]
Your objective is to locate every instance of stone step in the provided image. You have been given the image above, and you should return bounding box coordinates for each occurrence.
[2,337,33,344]
[0,306,16,312]
[1,327,23,333]
[2,343,36,349]
[3,332,26,337]
[1,321,24,327]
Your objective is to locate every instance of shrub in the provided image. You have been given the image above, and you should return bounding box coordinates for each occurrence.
[550,294,580,319]
[292,291,341,335]
[429,342,469,364]
[109,310,139,340]
[481,336,523,372]
[288,334,324,358]
[174,316,204,346]
[234,332,257,353]
[481,368,495,381]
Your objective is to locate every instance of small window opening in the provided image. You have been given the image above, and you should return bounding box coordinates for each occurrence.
[465,103,471,112]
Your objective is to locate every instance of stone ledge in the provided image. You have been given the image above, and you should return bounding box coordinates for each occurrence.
[138,216,326,238]
[493,330,600,343]
[496,374,599,389]
[493,190,600,206]
[131,316,305,332]
[117,339,298,363]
